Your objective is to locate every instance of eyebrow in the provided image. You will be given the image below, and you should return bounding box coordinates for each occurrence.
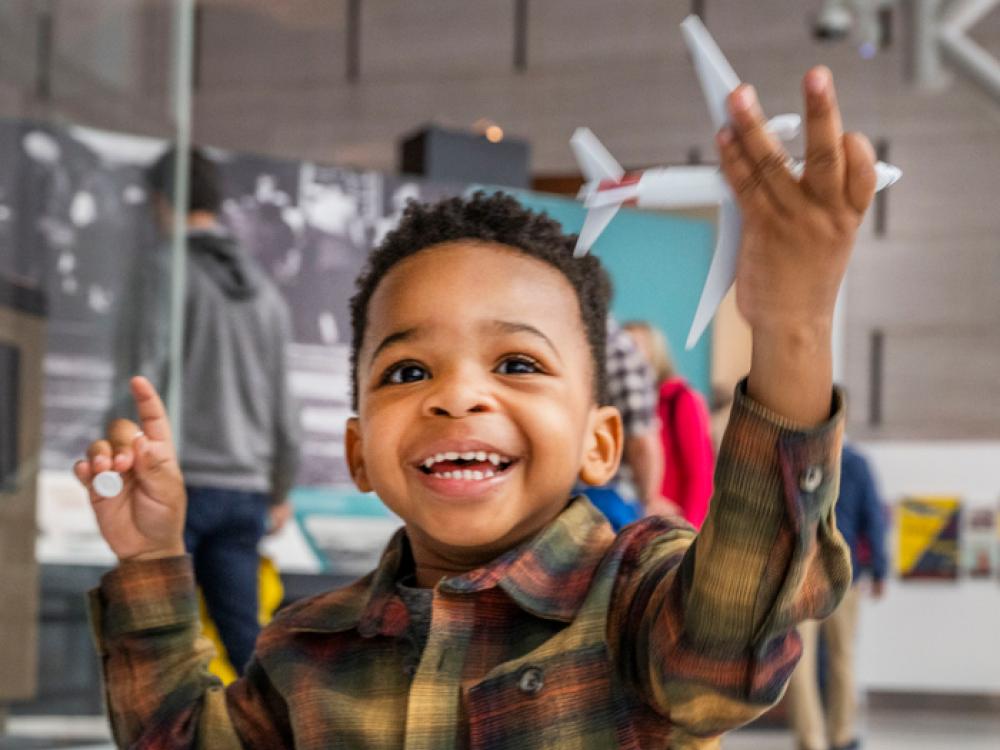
[367,319,563,368]
[369,327,419,367]
[485,320,562,363]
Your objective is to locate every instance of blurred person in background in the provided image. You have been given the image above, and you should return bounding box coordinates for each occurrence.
[623,320,714,529]
[785,440,888,750]
[579,317,671,530]
[109,147,302,675]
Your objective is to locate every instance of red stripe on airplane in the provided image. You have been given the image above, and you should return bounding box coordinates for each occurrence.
[597,172,642,192]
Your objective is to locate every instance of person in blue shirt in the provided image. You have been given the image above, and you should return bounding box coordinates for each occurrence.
[785,442,888,750]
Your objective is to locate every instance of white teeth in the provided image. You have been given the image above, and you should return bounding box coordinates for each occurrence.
[430,468,497,481]
[422,450,514,471]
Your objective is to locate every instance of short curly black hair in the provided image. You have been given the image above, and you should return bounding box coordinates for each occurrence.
[349,191,611,411]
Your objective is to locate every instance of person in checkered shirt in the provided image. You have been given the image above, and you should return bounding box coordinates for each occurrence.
[580,317,676,529]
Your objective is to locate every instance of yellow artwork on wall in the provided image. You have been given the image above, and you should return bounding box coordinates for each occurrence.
[897,496,962,580]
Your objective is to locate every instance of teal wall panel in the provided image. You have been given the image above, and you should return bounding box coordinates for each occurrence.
[498,189,716,397]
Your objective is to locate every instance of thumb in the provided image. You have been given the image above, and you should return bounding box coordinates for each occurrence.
[843,131,877,215]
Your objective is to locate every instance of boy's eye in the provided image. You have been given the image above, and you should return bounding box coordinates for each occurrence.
[495,355,542,375]
[382,362,430,385]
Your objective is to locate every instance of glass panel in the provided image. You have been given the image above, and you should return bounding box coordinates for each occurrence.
[0,0,190,715]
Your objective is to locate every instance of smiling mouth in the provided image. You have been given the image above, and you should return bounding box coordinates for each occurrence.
[418,451,516,481]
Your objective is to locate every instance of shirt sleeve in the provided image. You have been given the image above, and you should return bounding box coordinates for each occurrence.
[607,379,851,741]
[89,556,292,748]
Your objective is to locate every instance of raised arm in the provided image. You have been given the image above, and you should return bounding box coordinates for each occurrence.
[77,377,290,747]
[609,67,872,741]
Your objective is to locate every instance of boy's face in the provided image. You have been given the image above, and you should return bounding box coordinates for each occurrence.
[346,242,621,565]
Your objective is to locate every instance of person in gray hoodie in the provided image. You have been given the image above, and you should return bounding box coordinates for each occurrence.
[110,147,301,675]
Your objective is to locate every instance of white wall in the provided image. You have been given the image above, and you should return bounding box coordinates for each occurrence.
[853,441,1000,694]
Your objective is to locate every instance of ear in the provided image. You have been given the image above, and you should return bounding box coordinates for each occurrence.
[578,405,623,487]
[344,417,372,492]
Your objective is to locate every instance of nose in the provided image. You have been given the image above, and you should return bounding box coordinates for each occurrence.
[422,368,495,418]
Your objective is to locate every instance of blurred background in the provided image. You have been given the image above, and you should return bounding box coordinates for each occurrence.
[0,1,998,748]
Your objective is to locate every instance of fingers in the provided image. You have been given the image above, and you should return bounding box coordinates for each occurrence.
[75,377,176,501]
[73,459,93,485]
[801,66,846,203]
[843,131,877,215]
[77,423,141,494]
[107,419,140,473]
[86,439,113,474]
[717,127,771,216]
[726,84,800,215]
[130,376,173,445]
[78,439,121,500]
[132,433,176,481]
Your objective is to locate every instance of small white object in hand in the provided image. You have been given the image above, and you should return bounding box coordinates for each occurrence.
[93,470,124,498]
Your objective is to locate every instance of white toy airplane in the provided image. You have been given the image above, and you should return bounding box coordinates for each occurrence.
[572,14,902,349]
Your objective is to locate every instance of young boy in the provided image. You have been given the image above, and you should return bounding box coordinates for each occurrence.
[77,68,875,749]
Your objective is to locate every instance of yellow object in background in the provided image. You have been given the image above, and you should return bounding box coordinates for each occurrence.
[897,496,962,580]
[198,556,285,685]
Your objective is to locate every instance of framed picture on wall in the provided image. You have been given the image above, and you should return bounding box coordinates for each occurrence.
[962,507,999,579]
[896,496,962,581]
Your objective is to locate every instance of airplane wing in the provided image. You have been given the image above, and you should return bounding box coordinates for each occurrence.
[686,196,741,349]
[680,15,741,131]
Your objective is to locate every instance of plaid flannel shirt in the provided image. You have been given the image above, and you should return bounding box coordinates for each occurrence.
[90,381,850,750]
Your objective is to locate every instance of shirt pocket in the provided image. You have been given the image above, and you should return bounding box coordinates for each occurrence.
[464,643,641,749]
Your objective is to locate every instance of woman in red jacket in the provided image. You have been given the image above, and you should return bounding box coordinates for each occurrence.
[623,321,715,529]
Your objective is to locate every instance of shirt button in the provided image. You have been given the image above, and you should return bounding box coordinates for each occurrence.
[518,666,545,696]
[800,465,824,493]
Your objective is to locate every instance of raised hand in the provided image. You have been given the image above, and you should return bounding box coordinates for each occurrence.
[719,65,876,336]
[73,376,187,562]
[716,66,877,425]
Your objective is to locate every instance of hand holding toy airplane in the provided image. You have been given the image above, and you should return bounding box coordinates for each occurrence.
[572,15,901,349]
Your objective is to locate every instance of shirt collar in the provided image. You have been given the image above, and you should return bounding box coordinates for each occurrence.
[281,496,615,634]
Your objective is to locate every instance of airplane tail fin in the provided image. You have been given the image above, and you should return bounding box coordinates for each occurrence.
[570,128,625,186]
[570,128,626,256]
[574,205,621,258]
